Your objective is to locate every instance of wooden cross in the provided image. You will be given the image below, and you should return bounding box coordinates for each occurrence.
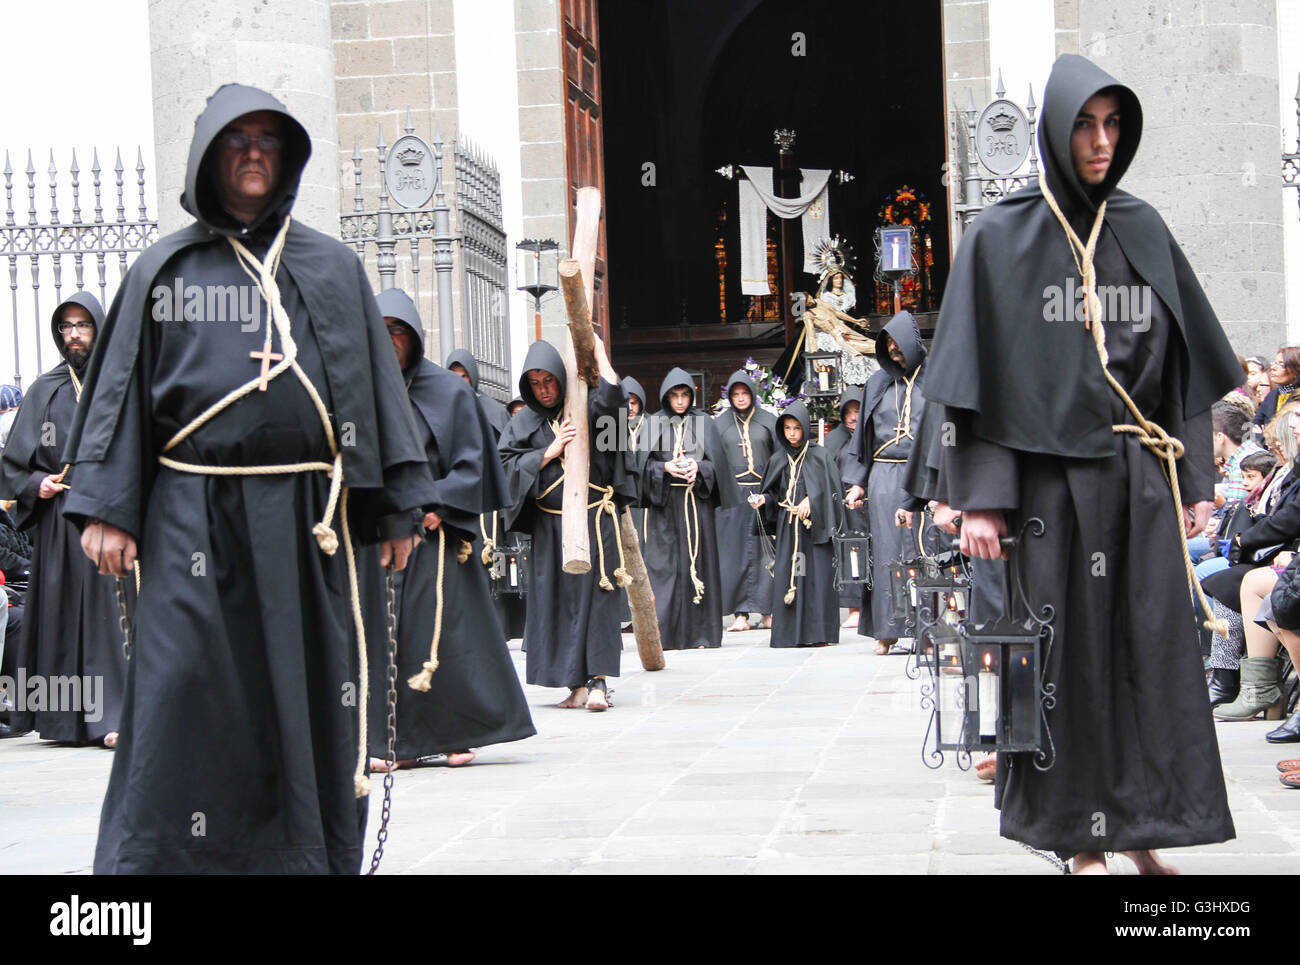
[249,339,283,391]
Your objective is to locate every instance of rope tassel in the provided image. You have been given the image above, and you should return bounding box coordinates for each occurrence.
[408,527,448,692]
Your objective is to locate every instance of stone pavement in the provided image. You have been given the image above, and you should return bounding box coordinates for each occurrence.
[3,628,1299,874]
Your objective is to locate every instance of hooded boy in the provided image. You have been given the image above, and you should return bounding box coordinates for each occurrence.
[642,368,743,650]
[713,369,779,630]
[59,85,437,874]
[0,292,129,746]
[822,386,869,620]
[844,310,929,652]
[756,401,844,648]
[498,340,633,709]
[928,55,1238,872]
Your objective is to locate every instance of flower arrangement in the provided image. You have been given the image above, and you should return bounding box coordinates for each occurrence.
[713,357,839,426]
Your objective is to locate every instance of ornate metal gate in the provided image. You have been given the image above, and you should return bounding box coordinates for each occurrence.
[454,140,510,401]
[1,147,157,386]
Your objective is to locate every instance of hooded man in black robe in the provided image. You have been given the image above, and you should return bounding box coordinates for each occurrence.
[844,311,928,653]
[755,401,844,648]
[823,386,868,624]
[368,289,534,770]
[59,84,437,874]
[446,348,510,437]
[927,54,1238,873]
[0,292,128,746]
[498,339,632,710]
[713,370,778,631]
[642,368,743,650]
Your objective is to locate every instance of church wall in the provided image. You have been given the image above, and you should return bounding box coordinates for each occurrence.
[1081,0,1288,356]
[1279,0,1300,342]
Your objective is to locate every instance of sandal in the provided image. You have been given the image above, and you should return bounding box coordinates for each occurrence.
[585,676,611,712]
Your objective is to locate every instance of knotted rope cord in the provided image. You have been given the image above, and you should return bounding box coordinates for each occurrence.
[732,407,761,480]
[151,216,377,796]
[407,526,448,692]
[672,418,706,605]
[1038,176,1227,636]
[535,419,630,589]
[871,367,919,460]
[479,510,498,567]
[776,442,812,605]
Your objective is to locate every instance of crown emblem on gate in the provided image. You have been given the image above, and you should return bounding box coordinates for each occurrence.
[395,146,425,166]
[988,107,1018,132]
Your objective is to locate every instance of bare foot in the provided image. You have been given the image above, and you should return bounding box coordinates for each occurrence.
[727,616,749,632]
[556,687,588,708]
[369,757,416,772]
[841,610,859,629]
[586,682,609,712]
[1121,850,1180,875]
[445,750,476,767]
[102,732,119,749]
[1072,852,1109,874]
[759,615,772,629]
[873,638,896,655]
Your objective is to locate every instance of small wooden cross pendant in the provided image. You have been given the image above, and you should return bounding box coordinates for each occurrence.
[250,339,283,391]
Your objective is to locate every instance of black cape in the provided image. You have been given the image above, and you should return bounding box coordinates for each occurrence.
[0,292,130,742]
[366,289,533,758]
[498,340,632,688]
[446,347,511,438]
[64,84,437,874]
[935,55,1236,855]
[641,367,743,649]
[714,369,778,615]
[761,402,843,646]
[925,55,1240,458]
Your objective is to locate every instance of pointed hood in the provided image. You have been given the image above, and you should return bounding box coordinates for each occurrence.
[180,83,312,238]
[50,291,104,367]
[519,340,566,417]
[776,401,812,456]
[876,310,925,378]
[445,348,481,391]
[658,366,697,412]
[1039,54,1142,218]
[374,287,424,371]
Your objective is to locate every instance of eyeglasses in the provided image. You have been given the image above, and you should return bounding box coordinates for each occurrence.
[219,132,282,153]
[57,321,94,335]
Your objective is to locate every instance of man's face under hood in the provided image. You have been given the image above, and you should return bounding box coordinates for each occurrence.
[1071,91,1121,187]
[385,316,418,371]
[214,111,283,224]
[58,305,95,370]
[528,369,562,409]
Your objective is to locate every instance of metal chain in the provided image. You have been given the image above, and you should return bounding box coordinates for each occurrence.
[114,576,132,660]
[366,565,400,875]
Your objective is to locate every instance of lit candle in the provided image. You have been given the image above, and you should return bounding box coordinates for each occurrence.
[508,556,518,588]
[818,367,830,392]
[978,651,998,738]
[849,546,860,579]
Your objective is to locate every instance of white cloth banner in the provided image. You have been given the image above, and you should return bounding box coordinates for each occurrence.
[738,166,832,295]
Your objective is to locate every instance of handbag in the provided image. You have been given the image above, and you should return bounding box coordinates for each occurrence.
[1270,553,1300,631]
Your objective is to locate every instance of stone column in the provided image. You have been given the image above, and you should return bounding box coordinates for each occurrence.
[1080,0,1286,354]
[514,0,569,352]
[149,0,341,237]
[943,0,993,252]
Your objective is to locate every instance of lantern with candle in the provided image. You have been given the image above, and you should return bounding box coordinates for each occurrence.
[490,536,531,598]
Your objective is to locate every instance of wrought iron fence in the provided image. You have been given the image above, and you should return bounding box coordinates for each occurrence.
[454,139,510,402]
[1,147,157,386]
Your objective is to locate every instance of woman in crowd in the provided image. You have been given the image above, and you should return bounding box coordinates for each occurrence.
[1252,347,1300,432]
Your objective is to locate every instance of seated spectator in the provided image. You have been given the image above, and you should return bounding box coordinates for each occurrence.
[1212,401,1262,505]
[1252,346,1300,435]
[1245,355,1271,408]
[0,385,21,449]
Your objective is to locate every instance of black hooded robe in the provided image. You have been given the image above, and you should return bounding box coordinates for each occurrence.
[0,292,129,743]
[760,403,844,647]
[927,55,1236,855]
[822,387,869,609]
[366,290,534,760]
[498,341,632,689]
[642,368,743,650]
[714,370,778,617]
[844,312,928,640]
[446,347,525,640]
[60,85,437,874]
